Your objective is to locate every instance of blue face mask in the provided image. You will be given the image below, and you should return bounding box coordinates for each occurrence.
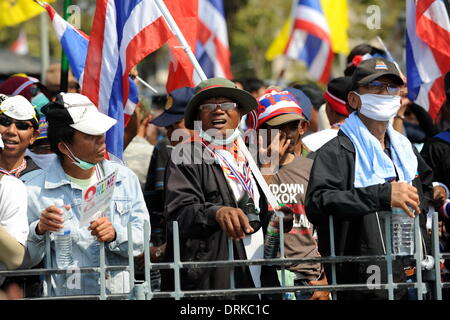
[63,143,97,170]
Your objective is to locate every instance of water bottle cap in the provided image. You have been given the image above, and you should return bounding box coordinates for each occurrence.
[54,199,64,207]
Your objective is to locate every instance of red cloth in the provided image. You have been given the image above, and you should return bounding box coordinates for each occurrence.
[323,90,349,116]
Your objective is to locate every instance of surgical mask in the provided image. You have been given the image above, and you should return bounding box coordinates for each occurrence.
[63,142,97,170]
[353,92,401,121]
[199,128,241,145]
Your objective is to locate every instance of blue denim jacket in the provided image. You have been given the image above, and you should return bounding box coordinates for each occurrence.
[24,158,150,296]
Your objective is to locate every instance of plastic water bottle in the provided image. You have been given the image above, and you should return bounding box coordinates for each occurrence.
[264,213,280,259]
[53,199,74,269]
[391,207,415,255]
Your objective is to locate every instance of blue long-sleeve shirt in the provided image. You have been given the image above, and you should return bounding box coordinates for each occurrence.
[24,158,150,297]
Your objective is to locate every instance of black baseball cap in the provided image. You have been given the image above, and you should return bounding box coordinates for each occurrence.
[351,58,404,90]
[151,87,195,127]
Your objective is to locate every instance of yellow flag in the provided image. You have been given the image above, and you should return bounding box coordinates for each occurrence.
[265,0,349,61]
[320,0,350,55]
[0,0,54,29]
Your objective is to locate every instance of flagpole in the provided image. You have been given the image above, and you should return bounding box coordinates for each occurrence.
[60,0,72,92]
[40,12,50,83]
[376,36,405,78]
[154,0,207,81]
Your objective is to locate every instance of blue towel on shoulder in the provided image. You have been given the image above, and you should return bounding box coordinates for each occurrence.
[340,112,418,188]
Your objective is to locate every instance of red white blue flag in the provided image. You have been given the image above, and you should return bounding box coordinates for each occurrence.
[196,0,232,80]
[82,0,173,160]
[40,1,146,160]
[165,0,198,92]
[284,0,333,84]
[406,0,450,119]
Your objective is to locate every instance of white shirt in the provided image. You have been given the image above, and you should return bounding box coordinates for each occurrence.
[302,128,339,152]
[0,175,28,246]
[0,175,29,284]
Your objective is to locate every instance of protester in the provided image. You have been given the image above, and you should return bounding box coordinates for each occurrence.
[24,93,149,296]
[136,87,195,291]
[44,63,80,99]
[142,87,195,260]
[123,103,155,188]
[161,78,292,298]
[290,82,326,133]
[344,43,387,77]
[0,135,29,298]
[242,77,267,99]
[421,121,450,298]
[255,89,329,300]
[305,58,433,300]
[435,71,450,132]
[283,86,313,157]
[302,77,351,154]
[0,95,41,182]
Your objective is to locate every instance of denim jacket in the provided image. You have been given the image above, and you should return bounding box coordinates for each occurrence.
[24,158,150,297]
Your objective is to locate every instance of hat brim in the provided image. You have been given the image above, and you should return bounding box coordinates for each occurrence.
[265,114,305,127]
[150,112,184,127]
[184,86,258,129]
[357,72,404,87]
[70,112,117,135]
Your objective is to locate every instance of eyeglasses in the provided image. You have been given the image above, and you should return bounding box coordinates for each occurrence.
[365,81,401,95]
[199,102,238,111]
[0,116,33,130]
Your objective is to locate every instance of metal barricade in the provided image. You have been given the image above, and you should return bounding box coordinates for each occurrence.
[0,211,447,300]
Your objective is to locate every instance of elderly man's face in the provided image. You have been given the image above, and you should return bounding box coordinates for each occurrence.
[197,96,242,137]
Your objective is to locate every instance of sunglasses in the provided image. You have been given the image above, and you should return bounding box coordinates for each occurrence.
[365,81,401,95]
[0,116,34,130]
[199,102,238,111]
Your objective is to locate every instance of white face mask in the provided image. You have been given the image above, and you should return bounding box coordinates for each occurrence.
[353,92,401,121]
[199,128,241,145]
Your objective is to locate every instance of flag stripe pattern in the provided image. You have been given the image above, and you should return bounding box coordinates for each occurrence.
[81,0,173,160]
[285,0,333,84]
[196,0,232,80]
[406,0,450,119]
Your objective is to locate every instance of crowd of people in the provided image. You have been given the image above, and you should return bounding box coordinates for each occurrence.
[0,42,449,301]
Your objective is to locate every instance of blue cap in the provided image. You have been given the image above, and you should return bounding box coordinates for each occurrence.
[151,87,195,127]
[282,87,313,121]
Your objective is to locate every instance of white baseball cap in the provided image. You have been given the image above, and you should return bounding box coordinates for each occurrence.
[0,95,38,123]
[57,93,117,135]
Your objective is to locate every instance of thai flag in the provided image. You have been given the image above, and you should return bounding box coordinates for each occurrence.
[82,0,173,160]
[284,0,333,84]
[196,0,232,79]
[40,1,142,160]
[406,0,450,119]
[165,0,198,92]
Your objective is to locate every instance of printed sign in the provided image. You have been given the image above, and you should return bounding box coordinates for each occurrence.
[80,170,117,226]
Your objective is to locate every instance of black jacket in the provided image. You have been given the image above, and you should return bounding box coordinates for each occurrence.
[161,142,280,299]
[305,131,433,300]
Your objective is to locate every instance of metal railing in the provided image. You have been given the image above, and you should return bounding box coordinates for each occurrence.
[0,211,448,300]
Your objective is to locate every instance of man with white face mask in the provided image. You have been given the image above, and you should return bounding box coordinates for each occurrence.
[305,58,434,300]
